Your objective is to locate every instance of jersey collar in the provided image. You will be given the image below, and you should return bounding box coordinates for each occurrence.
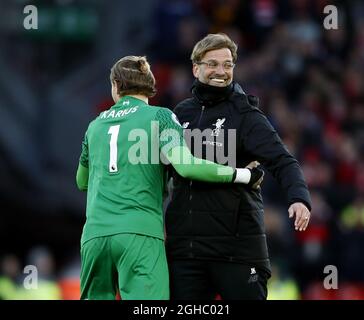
[113,95,148,109]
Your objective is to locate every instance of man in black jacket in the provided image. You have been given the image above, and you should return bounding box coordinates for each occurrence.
[165,33,312,300]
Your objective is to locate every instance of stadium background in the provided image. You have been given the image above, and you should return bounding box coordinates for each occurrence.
[0,0,363,299]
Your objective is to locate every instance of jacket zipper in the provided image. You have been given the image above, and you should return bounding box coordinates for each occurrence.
[197,105,205,127]
[188,106,204,255]
[190,105,205,191]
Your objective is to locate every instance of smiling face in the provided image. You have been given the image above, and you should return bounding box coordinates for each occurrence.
[192,48,234,87]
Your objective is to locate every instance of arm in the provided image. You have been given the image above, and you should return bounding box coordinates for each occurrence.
[166,145,227,183]
[76,163,88,191]
[76,131,89,191]
[158,108,263,184]
[243,112,311,230]
[166,145,263,184]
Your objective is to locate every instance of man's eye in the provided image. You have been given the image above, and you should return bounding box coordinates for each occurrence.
[208,62,218,68]
[224,63,234,68]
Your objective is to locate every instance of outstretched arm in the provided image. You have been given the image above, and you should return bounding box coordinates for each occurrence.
[165,145,263,185]
[157,107,263,185]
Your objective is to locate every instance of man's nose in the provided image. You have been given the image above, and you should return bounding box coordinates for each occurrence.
[215,64,226,74]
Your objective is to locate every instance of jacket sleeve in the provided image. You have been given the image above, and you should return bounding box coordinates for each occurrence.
[242,111,312,211]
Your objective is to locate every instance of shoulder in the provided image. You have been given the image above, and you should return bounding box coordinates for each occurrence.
[231,93,264,115]
[153,106,183,128]
[153,106,179,121]
[86,117,98,133]
[146,101,171,112]
[152,105,174,116]
[173,97,197,115]
[229,83,264,115]
[228,87,276,132]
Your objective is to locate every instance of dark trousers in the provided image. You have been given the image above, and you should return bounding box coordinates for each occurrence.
[168,259,269,300]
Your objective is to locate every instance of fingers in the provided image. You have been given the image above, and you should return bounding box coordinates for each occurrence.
[246,161,260,169]
[289,203,310,231]
[252,177,263,189]
[249,168,264,188]
[246,162,255,169]
[295,212,305,231]
[295,207,310,231]
[301,214,310,231]
[252,171,264,189]
[288,206,294,218]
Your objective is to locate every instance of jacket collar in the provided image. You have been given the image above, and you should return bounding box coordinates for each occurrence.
[191,79,234,107]
[190,79,261,113]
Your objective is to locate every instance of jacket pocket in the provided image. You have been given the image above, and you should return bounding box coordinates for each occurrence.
[235,209,265,236]
[190,194,241,236]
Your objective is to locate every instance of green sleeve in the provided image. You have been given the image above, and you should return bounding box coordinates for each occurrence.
[156,108,234,183]
[79,132,89,168]
[166,145,234,183]
[76,163,88,191]
[76,132,89,191]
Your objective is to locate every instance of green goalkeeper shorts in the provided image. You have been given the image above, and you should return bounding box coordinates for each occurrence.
[80,233,169,300]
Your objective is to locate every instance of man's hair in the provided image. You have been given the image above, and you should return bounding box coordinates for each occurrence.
[190,33,238,64]
[110,55,156,97]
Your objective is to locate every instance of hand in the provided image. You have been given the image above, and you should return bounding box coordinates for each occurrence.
[288,202,311,231]
[246,161,264,189]
[245,161,260,170]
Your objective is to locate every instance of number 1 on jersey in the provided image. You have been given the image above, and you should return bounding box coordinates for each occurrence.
[108,125,120,172]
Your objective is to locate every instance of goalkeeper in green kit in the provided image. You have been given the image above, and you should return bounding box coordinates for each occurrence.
[76,55,264,300]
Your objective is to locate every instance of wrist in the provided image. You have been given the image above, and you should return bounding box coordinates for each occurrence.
[233,168,251,184]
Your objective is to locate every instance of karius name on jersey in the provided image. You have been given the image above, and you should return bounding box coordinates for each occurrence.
[100,106,139,119]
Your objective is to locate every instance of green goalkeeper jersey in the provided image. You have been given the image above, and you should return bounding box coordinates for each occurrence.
[79,96,180,244]
[78,96,235,245]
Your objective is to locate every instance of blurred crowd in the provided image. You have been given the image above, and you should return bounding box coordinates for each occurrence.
[0,247,80,300]
[1,0,364,299]
[146,0,364,299]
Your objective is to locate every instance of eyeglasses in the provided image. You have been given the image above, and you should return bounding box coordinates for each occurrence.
[196,60,235,70]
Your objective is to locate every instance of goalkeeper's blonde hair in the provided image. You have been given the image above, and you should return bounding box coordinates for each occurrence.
[110,56,156,98]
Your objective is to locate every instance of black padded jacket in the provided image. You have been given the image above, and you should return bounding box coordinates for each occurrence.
[165,81,312,274]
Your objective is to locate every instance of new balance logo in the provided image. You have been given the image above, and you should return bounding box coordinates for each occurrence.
[248,267,258,283]
[182,122,190,129]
